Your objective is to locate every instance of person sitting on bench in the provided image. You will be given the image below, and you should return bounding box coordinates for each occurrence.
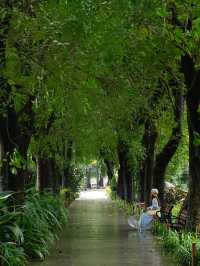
[138,188,160,231]
[128,188,160,230]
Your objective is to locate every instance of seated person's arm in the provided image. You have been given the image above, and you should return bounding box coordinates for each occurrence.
[147,198,159,210]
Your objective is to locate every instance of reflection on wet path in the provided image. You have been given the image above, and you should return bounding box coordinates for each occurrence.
[31,190,175,266]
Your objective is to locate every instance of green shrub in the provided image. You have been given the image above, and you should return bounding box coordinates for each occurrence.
[111,196,135,216]
[106,185,117,200]
[0,193,26,266]
[0,243,27,266]
[60,188,77,205]
[163,230,180,252]
[0,189,68,265]
[152,221,168,236]
[21,189,68,260]
[153,221,200,266]
[176,233,198,266]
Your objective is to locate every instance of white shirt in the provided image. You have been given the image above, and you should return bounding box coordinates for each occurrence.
[149,198,159,210]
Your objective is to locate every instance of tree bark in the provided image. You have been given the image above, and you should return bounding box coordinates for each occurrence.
[142,121,157,207]
[138,87,163,205]
[0,1,12,190]
[139,160,145,202]
[63,140,73,188]
[99,149,115,185]
[117,140,133,202]
[0,101,34,205]
[51,159,61,193]
[126,167,133,202]
[104,159,114,185]
[168,1,200,229]
[117,166,125,199]
[86,168,91,189]
[181,54,200,229]
[153,88,184,208]
[98,167,104,187]
[0,2,34,203]
[36,158,52,192]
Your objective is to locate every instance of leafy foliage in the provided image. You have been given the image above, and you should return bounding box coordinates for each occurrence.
[0,190,68,265]
[2,0,200,260]
[153,221,200,266]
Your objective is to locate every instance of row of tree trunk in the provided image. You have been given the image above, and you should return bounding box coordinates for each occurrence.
[110,56,200,230]
[113,87,184,208]
[171,4,200,229]
[0,2,74,204]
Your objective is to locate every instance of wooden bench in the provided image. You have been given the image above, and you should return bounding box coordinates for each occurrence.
[171,209,188,231]
[156,205,174,224]
[157,207,189,231]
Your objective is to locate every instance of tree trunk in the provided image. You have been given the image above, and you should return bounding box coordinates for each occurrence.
[0,2,34,203]
[181,54,200,229]
[37,158,53,192]
[100,149,115,185]
[126,168,133,202]
[104,159,114,185]
[139,120,157,206]
[139,160,145,202]
[117,140,133,202]
[86,168,91,189]
[0,1,12,190]
[63,140,73,188]
[153,88,184,208]
[143,121,157,207]
[138,88,165,205]
[168,2,200,230]
[117,142,126,199]
[98,167,104,187]
[117,166,125,199]
[0,133,4,191]
[0,107,34,206]
[51,159,61,193]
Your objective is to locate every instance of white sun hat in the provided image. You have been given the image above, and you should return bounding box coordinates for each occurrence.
[151,188,159,195]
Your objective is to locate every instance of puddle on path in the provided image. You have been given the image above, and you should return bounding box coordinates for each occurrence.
[30,190,175,266]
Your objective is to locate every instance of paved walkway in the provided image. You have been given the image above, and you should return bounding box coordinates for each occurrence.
[31,190,175,266]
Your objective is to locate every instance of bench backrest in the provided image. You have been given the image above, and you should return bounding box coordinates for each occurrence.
[165,205,174,215]
[177,209,188,227]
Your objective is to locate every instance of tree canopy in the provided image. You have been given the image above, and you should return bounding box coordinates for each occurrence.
[1,0,200,229]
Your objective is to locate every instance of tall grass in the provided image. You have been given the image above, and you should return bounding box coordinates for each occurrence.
[153,221,200,265]
[106,187,135,216]
[0,189,69,265]
[114,197,135,216]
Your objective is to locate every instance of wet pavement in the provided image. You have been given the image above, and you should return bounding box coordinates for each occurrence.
[31,190,175,266]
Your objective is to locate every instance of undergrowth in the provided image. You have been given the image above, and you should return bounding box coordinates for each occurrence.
[153,221,200,266]
[106,186,135,216]
[0,189,69,266]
